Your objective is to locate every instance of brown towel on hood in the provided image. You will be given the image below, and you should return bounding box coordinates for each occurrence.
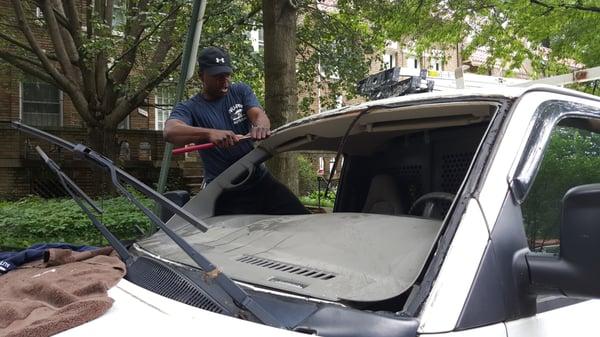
[0,247,126,337]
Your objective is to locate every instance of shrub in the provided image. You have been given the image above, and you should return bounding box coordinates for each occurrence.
[299,189,336,208]
[0,194,153,250]
[297,154,318,196]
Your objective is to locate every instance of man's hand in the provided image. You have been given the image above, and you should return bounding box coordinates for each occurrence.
[250,125,271,140]
[208,129,240,148]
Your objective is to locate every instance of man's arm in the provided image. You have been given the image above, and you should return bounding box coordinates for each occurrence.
[163,119,240,148]
[247,107,271,140]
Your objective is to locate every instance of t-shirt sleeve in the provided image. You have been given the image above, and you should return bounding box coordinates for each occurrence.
[168,102,194,126]
[240,83,262,111]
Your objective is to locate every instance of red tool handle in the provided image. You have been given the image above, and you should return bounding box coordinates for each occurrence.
[172,135,251,155]
[172,142,215,155]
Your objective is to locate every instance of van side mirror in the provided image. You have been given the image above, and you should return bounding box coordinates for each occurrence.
[525,184,600,298]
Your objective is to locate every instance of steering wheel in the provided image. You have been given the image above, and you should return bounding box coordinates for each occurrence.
[408,192,455,219]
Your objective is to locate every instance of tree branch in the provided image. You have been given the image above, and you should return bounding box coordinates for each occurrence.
[51,5,70,28]
[148,8,179,70]
[205,5,262,45]
[0,50,58,86]
[94,0,111,100]
[40,0,76,80]
[0,31,43,55]
[60,1,84,66]
[11,1,70,89]
[530,0,600,13]
[62,0,82,41]
[109,2,181,85]
[61,0,100,114]
[107,52,182,127]
[109,3,180,74]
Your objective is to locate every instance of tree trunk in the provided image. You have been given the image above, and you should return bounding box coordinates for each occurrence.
[263,0,299,194]
[85,124,119,195]
[87,125,119,161]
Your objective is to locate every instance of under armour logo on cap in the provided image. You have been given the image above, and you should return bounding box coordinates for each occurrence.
[198,47,233,75]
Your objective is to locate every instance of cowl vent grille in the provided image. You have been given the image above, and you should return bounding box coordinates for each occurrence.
[236,255,336,281]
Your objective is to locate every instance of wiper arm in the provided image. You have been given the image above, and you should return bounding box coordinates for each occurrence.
[35,146,133,264]
[13,122,283,328]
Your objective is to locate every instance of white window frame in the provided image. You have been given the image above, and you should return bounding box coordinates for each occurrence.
[430,58,442,71]
[335,95,343,109]
[118,115,130,130]
[383,52,397,69]
[318,157,325,175]
[19,79,63,127]
[406,55,420,70]
[155,85,176,131]
[249,28,264,53]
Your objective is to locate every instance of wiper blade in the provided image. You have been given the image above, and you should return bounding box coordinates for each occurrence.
[13,122,283,328]
[35,146,133,264]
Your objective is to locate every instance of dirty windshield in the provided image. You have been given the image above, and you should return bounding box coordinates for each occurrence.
[137,100,499,303]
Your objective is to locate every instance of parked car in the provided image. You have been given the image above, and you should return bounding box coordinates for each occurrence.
[18,84,600,336]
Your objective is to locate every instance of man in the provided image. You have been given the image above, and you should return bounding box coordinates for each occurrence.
[164,47,308,216]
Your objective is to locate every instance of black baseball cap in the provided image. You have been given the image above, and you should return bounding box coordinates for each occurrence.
[198,47,233,75]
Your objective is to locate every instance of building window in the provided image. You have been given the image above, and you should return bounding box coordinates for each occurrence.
[117,115,130,130]
[258,28,264,51]
[406,56,420,70]
[155,85,176,131]
[383,52,396,69]
[430,58,442,71]
[20,78,62,127]
[249,28,264,53]
[335,95,343,109]
[318,157,325,175]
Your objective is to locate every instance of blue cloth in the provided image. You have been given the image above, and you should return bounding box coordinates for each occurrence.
[168,82,266,183]
[0,243,96,274]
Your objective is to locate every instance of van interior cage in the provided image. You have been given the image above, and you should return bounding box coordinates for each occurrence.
[357,67,434,100]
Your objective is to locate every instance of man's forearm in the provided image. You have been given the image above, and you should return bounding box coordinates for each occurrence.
[247,107,270,128]
[246,107,271,140]
[163,122,211,146]
[251,113,270,128]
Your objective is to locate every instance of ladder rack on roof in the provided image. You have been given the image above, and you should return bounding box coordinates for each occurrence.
[357,67,434,100]
[358,65,600,99]
[510,66,600,87]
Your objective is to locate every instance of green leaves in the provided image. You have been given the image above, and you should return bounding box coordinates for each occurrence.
[522,126,600,250]
[0,194,153,250]
[296,2,386,113]
[300,190,336,208]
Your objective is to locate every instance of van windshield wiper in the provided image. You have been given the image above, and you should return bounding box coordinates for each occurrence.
[12,121,283,328]
[35,146,133,265]
[34,145,133,264]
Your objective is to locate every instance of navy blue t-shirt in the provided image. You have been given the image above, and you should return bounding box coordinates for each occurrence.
[168,83,264,183]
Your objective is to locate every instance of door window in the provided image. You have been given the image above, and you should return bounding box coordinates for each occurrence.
[521,119,600,253]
